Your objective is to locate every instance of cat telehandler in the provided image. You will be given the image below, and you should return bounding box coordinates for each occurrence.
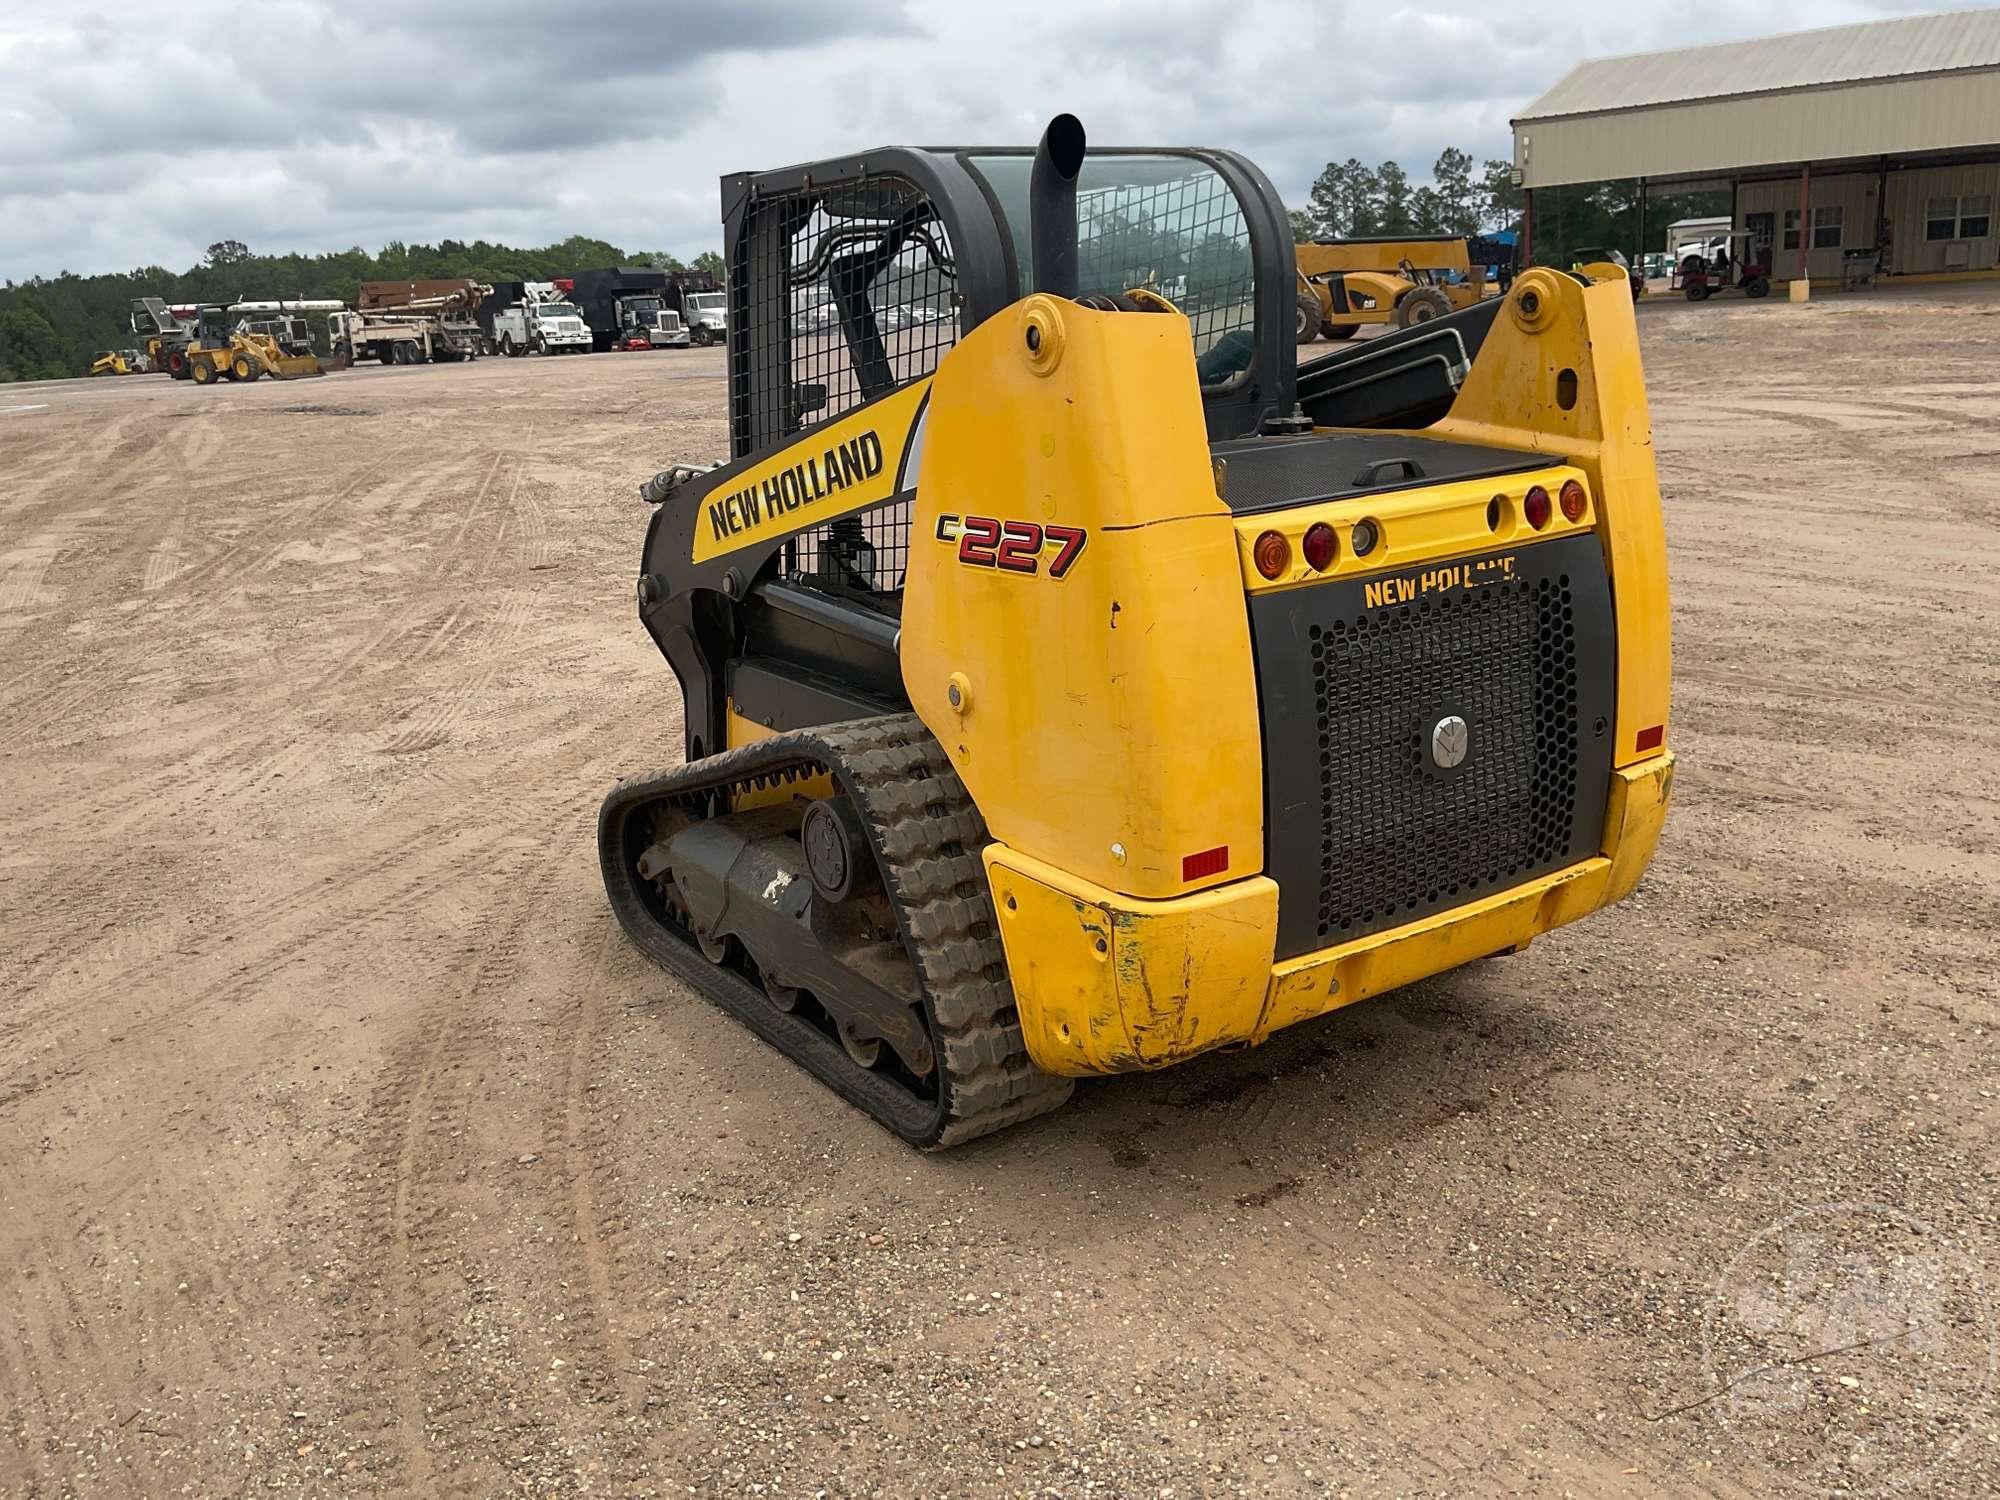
[1295,235,1490,342]
[600,116,1674,1147]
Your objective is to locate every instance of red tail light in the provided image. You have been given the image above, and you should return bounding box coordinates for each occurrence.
[1560,479,1588,522]
[1302,522,1338,571]
[1182,846,1229,881]
[1524,485,1552,530]
[1636,724,1664,752]
[1253,530,1290,580]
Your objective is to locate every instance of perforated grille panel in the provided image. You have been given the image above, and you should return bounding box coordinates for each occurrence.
[1310,576,1578,940]
[1252,533,1616,960]
[732,172,956,603]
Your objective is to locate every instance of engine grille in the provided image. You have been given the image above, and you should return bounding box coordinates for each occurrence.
[1252,533,1615,959]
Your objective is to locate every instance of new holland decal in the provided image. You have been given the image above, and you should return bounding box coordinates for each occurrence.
[1362,552,1516,609]
[690,379,930,565]
[706,432,884,543]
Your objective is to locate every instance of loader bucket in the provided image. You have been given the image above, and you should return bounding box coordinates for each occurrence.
[268,353,324,379]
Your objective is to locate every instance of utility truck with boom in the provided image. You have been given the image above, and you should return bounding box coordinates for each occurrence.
[491,283,592,356]
[600,115,1673,1147]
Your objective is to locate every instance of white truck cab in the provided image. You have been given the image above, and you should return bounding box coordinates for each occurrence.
[495,286,592,356]
[681,290,727,346]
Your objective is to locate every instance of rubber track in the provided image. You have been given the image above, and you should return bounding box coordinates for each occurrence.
[599,713,1071,1148]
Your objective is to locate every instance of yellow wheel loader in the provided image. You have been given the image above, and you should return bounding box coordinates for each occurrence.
[182,306,323,385]
[1296,235,1490,343]
[601,116,1673,1147]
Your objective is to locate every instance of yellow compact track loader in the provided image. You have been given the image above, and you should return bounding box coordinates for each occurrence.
[601,116,1673,1147]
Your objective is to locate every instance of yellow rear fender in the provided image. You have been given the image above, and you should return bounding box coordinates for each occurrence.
[1432,268,1671,766]
[900,297,1264,902]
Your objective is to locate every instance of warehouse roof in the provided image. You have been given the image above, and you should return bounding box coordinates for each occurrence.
[1517,8,2000,121]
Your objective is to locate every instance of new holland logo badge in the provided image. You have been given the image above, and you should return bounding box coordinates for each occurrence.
[1431,714,1469,769]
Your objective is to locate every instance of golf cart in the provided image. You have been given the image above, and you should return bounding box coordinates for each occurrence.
[1679,231,1770,300]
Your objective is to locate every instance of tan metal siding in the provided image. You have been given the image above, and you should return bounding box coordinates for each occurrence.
[1884,162,2000,273]
[1517,71,2000,188]
[1733,173,1878,282]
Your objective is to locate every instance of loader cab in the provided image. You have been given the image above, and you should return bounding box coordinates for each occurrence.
[194,306,233,345]
[721,140,1297,464]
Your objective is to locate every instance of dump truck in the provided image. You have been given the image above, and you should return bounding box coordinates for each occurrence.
[1295,235,1491,343]
[597,115,1673,1147]
[664,271,726,345]
[572,267,692,351]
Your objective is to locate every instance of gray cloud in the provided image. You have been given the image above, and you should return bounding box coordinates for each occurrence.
[0,0,1966,280]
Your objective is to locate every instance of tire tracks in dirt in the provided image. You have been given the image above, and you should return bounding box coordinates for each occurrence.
[0,439,422,755]
[336,784,612,1492]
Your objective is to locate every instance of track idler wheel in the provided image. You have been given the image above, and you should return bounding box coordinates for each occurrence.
[801,796,876,904]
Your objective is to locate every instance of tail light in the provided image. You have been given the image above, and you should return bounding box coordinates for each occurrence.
[1350,517,1380,557]
[1524,485,1552,530]
[1560,479,1588,522]
[1302,523,1338,571]
[1253,530,1290,580]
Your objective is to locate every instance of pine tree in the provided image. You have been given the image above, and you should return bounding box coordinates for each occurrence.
[1377,162,1412,234]
[1342,160,1382,237]
[1306,162,1345,238]
[1431,149,1482,234]
[1480,159,1524,233]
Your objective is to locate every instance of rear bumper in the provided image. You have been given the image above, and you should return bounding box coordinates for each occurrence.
[987,751,1672,1077]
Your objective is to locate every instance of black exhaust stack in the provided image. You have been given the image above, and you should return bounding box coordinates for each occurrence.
[1030,113,1086,298]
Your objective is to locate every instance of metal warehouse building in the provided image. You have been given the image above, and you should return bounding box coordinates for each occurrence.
[1513,8,2000,284]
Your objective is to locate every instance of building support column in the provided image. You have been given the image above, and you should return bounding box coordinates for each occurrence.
[1793,163,1813,301]
[1522,187,1535,267]
[1637,177,1646,266]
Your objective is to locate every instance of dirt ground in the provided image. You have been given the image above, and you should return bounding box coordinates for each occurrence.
[3,286,1997,1498]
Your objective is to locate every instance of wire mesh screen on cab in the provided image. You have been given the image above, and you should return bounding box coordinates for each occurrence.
[963,151,1259,384]
[1073,163,1255,375]
[731,174,957,608]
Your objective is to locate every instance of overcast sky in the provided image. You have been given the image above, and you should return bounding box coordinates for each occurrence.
[0,0,1962,282]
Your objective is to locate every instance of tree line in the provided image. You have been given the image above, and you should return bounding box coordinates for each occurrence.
[0,237,727,382]
[3,159,1732,381]
[1292,149,1522,239]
